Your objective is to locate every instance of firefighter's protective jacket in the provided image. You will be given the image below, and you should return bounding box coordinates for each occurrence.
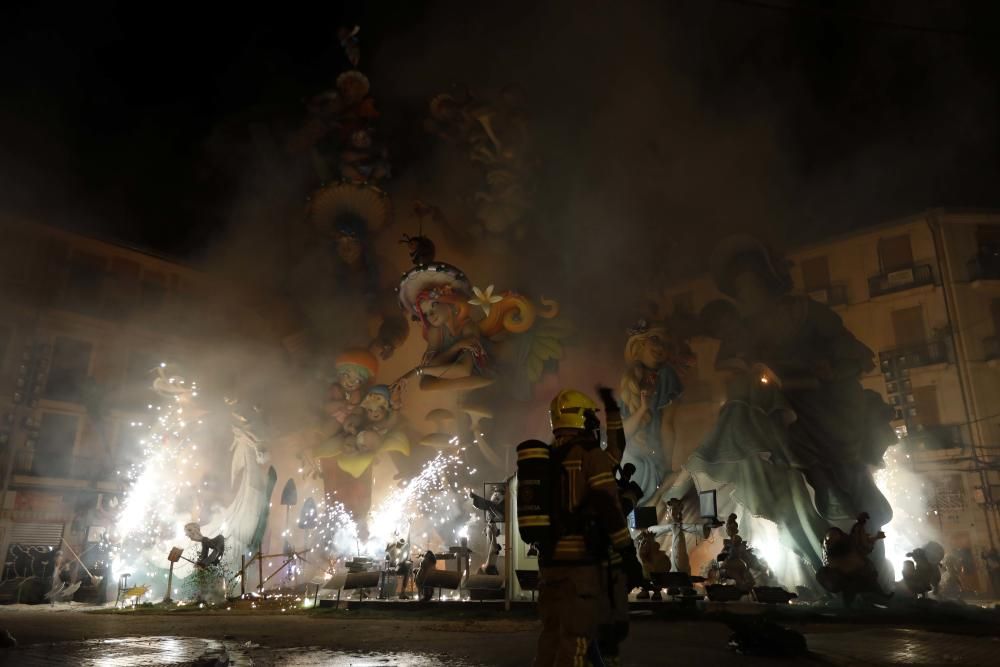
[549,421,632,564]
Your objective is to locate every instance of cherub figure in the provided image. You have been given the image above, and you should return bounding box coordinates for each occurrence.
[289,71,379,156]
[354,384,403,452]
[324,350,378,432]
[289,69,388,184]
[338,127,390,183]
[299,350,378,479]
[312,385,410,531]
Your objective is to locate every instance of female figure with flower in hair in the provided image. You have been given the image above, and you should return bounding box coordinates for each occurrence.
[414,284,488,385]
[396,261,560,393]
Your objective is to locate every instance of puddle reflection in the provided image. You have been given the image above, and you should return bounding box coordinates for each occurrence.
[8,636,480,666]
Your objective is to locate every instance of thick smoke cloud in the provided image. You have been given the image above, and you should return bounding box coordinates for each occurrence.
[4,0,999,435]
[341,0,998,336]
[157,1,1000,425]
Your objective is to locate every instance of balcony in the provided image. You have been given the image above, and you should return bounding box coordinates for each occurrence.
[14,452,111,482]
[967,253,1000,282]
[879,339,951,375]
[806,284,848,307]
[868,264,934,298]
[905,424,968,452]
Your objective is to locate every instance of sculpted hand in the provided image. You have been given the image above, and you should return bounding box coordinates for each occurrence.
[638,390,651,415]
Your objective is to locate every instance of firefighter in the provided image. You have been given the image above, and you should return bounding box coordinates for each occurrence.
[594,387,641,667]
[531,389,642,667]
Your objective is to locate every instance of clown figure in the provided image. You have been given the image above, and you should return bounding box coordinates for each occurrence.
[324,349,379,433]
[316,384,410,535]
[299,349,377,480]
[354,384,403,452]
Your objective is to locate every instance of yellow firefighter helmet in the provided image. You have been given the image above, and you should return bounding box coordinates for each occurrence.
[549,389,599,431]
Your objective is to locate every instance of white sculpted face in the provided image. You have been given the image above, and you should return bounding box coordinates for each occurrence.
[338,367,365,392]
[420,299,450,328]
[362,393,390,423]
[184,523,203,541]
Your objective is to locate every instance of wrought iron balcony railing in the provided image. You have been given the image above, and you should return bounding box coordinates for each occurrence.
[868,264,934,298]
[14,452,111,481]
[879,339,951,374]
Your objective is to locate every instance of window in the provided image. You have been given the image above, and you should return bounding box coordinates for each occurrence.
[912,385,941,428]
[103,258,140,320]
[140,271,167,311]
[929,474,965,512]
[976,225,1000,251]
[800,256,831,292]
[878,235,914,273]
[63,252,105,315]
[123,350,160,409]
[44,336,92,403]
[891,306,926,347]
[33,412,79,477]
[38,239,70,304]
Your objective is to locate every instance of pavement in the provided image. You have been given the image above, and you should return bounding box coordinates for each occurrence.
[0,604,999,666]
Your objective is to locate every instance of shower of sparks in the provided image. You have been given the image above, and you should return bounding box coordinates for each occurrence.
[109,367,487,598]
[875,442,937,581]
[303,450,481,567]
[107,372,203,599]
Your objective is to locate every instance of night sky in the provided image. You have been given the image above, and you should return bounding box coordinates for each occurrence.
[3,1,1000,264]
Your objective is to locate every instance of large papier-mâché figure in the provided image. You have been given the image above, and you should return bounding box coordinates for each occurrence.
[618,320,686,504]
[285,182,408,362]
[665,236,893,583]
[396,260,565,396]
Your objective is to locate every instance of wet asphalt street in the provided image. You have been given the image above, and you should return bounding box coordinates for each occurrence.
[1,607,1000,665]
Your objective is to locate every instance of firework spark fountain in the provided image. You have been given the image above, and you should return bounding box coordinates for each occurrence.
[112,363,486,599]
[302,450,481,569]
[875,442,937,581]
[109,368,206,600]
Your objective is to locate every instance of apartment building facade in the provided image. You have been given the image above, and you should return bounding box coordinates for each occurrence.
[656,210,1000,595]
[0,220,284,589]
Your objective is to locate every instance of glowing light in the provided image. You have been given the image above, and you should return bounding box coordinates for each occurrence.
[874,444,936,581]
[300,451,476,565]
